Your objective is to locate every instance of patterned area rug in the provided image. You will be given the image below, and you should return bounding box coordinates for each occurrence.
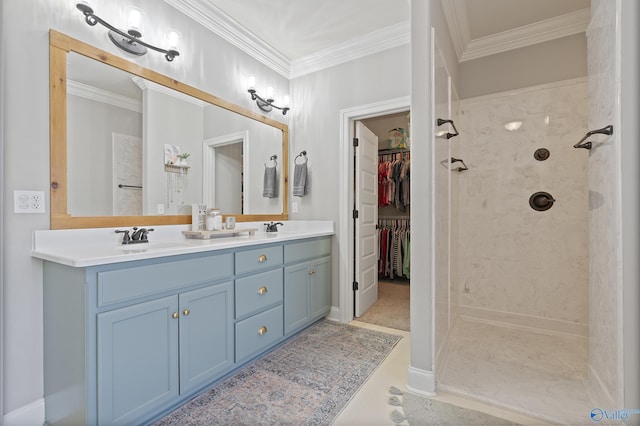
[154,320,401,426]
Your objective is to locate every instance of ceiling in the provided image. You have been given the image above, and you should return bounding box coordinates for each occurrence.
[202,0,590,69]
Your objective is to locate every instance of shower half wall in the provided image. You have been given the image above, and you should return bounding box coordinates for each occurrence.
[452,77,589,335]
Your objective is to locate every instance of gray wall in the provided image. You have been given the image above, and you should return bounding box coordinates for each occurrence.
[1,0,287,416]
[289,44,410,307]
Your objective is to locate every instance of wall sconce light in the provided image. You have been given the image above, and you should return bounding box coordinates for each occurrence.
[76,1,180,62]
[247,75,290,115]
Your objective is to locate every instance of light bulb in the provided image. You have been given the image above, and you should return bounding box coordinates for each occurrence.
[283,95,290,107]
[247,75,256,91]
[166,30,180,51]
[127,7,144,37]
[266,86,274,101]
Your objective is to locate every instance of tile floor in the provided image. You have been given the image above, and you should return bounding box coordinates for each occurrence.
[335,321,548,426]
[437,317,593,425]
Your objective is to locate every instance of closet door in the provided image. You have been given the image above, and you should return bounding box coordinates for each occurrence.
[355,121,379,316]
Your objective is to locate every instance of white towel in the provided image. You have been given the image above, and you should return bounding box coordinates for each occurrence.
[263,165,277,198]
[293,161,307,197]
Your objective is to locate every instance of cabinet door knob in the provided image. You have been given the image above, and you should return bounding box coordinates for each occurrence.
[258,254,268,263]
[309,269,316,275]
[258,286,268,295]
[182,308,191,316]
[171,312,179,319]
[258,326,268,335]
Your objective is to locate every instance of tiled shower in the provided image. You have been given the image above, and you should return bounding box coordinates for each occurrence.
[438,78,593,424]
[432,3,624,424]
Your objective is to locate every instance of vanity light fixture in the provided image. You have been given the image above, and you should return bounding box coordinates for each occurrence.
[75,1,180,62]
[247,75,290,115]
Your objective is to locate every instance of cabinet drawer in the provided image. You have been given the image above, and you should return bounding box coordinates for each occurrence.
[235,305,283,362]
[235,269,283,319]
[235,245,283,276]
[97,253,233,307]
[284,238,331,264]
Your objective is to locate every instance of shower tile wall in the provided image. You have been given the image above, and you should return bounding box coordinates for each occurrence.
[455,78,589,334]
[586,0,621,407]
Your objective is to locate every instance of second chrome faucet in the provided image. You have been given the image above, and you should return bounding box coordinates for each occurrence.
[115,226,155,244]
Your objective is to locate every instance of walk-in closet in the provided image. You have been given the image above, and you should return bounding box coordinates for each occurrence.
[356,111,410,332]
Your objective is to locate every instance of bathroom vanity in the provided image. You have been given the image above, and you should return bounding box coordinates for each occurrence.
[33,222,333,425]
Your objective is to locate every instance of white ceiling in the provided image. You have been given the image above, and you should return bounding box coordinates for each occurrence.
[201,0,589,71]
[205,0,410,60]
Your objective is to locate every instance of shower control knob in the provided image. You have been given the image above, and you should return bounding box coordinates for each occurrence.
[529,192,556,211]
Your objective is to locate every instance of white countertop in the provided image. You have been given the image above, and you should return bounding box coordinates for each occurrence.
[32,221,334,267]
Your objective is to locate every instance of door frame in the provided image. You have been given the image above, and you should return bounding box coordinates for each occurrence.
[202,130,249,213]
[338,96,410,323]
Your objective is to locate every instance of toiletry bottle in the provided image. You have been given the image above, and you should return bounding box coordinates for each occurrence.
[206,209,216,231]
[212,209,223,231]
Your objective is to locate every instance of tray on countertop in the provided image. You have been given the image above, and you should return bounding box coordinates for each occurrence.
[182,228,258,239]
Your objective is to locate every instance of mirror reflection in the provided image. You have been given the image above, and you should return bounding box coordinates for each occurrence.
[66,53,283,217]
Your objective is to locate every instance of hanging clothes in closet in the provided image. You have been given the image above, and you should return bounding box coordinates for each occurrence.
[378,152,410,211]
[377,218,410,279]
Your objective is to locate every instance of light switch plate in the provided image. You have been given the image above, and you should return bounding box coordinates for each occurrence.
[14,190,46,213]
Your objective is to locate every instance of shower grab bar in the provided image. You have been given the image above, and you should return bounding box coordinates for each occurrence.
[436,118,459,140]
[574,125,613,150]
[450,157,468,172]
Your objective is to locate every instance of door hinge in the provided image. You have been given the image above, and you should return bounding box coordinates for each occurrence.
[353,281,359,291]
[352,209,359,219]
[353,137,359,147]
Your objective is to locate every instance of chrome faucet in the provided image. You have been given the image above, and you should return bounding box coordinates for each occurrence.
[264,222,283,232]
[115,227,154,244]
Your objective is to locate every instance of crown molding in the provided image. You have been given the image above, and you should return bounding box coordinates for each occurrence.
[67,80,141,113]
[441,1,590,63]
[460,8,591,62]
[290,21,410,79]
[130,76,207,107]
[440,0,470,61]
[164,0,291,77]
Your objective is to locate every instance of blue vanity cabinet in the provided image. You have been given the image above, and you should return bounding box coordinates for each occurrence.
[284,237,332,335]
[43,251,235,426]
[97,295,180,425]
[98,284,236,424]
[234,246,285,362]
[42,236,331,426]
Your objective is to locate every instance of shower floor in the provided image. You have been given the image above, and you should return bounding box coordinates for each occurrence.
[437,316,593,425]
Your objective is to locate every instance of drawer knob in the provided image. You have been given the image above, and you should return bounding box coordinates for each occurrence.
[258,326,268,336]
[258,254,268,263]
[258,286,268,295]
[183,308,191,316]
[171,312,179,319]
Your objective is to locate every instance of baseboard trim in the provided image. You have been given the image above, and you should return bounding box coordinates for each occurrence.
[3,398,44,426]
[406,366,436,397]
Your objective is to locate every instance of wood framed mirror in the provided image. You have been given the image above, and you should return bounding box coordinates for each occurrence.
[49,29,288,229]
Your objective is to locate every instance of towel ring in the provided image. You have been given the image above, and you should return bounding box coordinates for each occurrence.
[295,150,307,164]
[265,154,277,168]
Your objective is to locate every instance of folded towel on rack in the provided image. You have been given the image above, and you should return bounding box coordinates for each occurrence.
[293,161,308,197]
[263,165,277,198]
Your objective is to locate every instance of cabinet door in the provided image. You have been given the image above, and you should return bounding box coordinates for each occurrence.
[310,256,331,320]
[179,282,234,393]
[98,296,179,425]
[284,262,311,335]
